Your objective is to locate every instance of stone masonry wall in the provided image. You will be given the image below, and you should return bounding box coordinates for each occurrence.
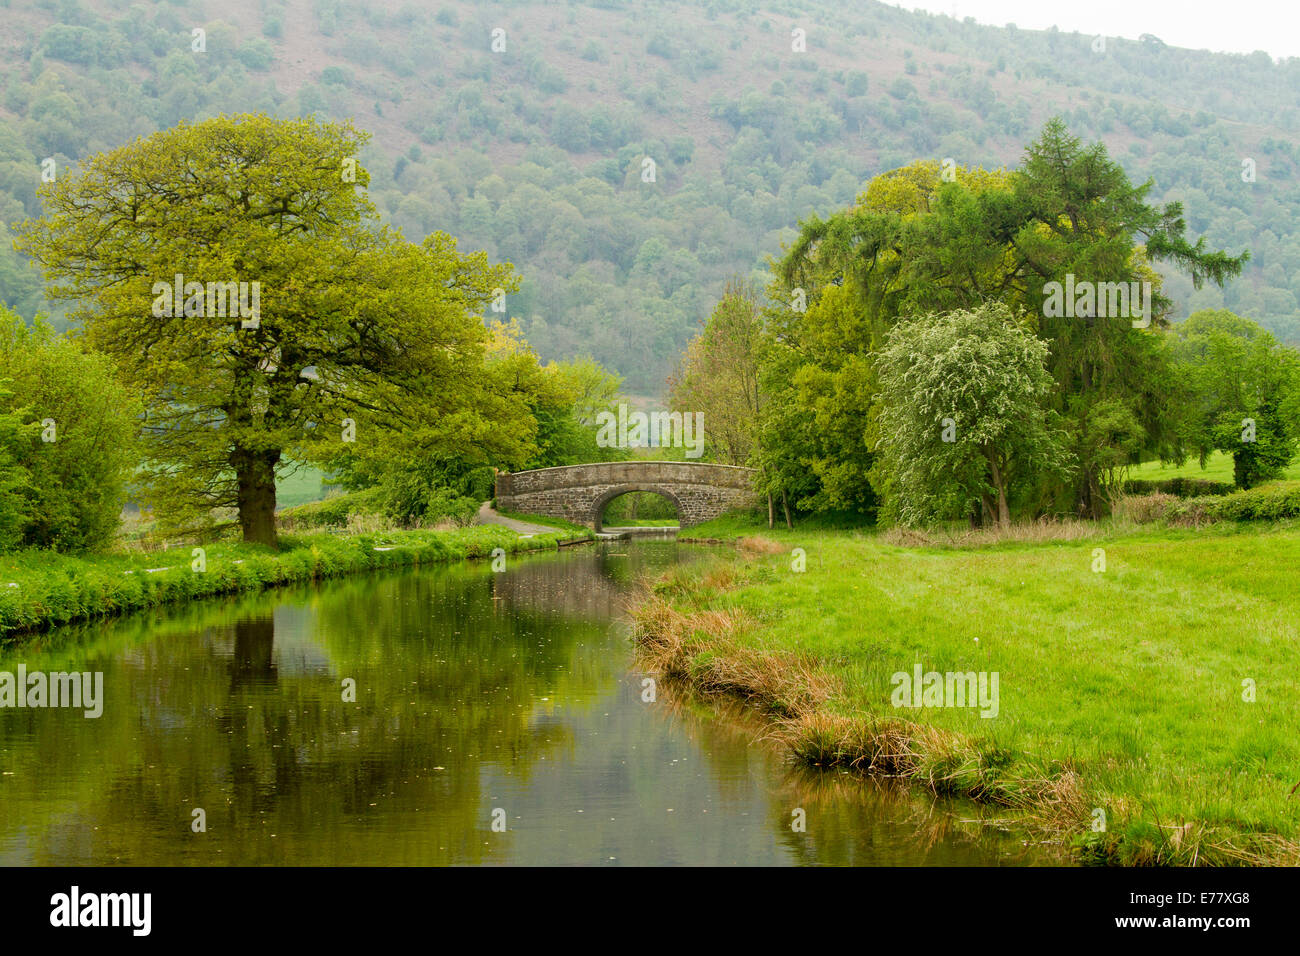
[495,462,758,529]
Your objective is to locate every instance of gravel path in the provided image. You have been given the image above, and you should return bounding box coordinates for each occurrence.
[475,501,558,536]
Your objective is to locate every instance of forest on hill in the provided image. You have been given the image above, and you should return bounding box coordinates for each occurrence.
[2,0,1299,391]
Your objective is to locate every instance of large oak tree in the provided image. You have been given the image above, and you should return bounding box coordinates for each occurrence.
[17,114,514,546]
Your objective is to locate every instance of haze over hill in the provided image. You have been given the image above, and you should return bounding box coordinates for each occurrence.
[2,0,1299,390]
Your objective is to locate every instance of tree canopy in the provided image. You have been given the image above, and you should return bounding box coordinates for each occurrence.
[759,120,1249,520]
[16,113,514,545]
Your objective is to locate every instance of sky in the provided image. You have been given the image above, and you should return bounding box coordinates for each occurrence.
[901,0,1300,60]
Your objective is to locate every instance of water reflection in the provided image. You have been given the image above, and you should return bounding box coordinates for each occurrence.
[0,543,1066,866]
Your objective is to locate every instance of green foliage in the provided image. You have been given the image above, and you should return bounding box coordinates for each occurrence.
[276,487,385,530]
[1211,481,1300,520]
[1170,309,1300,489]
[375,465,481,527]
[764,123,1245,522]
[874,303,1073,526]
[17,114,513,547]
[237,37,275,71]
[602,491,677,523]
[668,279,763,466]
[0,392,32,552]
[325,321,624,520]
[0,307,140,552]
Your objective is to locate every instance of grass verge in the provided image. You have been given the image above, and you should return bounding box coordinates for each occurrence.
[1,524,589,639]
[631,523,1300,866]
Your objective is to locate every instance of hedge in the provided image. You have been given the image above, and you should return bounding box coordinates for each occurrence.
[1120,477,1236,498]
[1122,481,1300,526]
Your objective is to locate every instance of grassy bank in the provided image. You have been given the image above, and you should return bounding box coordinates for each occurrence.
[1,524,589,639]
[633,517,1300,865]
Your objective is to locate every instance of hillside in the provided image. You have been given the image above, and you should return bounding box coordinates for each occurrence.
[2,0,1299,390]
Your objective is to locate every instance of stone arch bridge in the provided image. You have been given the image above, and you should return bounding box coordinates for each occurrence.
[494,461,758,531]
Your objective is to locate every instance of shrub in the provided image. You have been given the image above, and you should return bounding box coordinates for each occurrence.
[321,65,353,86]
[0,311,141,552]
[1211,482,1300,521]
[277,487,385,530]
[377,472,478,527]
[1115,492,1177,524]
[1163,495,1219,526]
[237,38,275,71]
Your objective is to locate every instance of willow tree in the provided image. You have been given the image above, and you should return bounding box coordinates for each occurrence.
[17,114,514,546]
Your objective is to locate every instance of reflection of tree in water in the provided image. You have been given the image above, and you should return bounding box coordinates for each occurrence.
[229,614,276,690]
[4,555,628,864]
[489,548,627,622]
[489,540,695,623]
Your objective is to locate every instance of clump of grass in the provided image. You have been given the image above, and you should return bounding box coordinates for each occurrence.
[345,510,400,534]
[737,535,784,555]
[784,712,1090,828]
[633,597,834,718]
[881,516,1108,549]
[1113,492,1178,525]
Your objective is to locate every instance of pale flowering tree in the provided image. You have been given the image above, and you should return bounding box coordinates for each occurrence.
[874,302,1074,528]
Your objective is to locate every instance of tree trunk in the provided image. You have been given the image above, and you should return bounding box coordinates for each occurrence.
[234,447,280,547]
[1077,468,1102,520]
[767,494,774,529]
[781,491,792,530]
[988,455,1010,528]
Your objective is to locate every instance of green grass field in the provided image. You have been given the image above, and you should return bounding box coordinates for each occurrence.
[275,463,332,510]
[644,514,1300,864]
[1132,450,1300,484]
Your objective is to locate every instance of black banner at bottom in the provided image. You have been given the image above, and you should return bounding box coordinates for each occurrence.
[0,864,1280,942]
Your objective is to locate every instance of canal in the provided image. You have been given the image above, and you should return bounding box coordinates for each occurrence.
[0,541,1063,865]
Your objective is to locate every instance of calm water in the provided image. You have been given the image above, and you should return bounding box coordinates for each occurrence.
[0,541,1062,865]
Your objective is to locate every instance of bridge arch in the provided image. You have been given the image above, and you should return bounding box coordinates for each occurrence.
[494,461,758,530]
[591,484,683,532]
